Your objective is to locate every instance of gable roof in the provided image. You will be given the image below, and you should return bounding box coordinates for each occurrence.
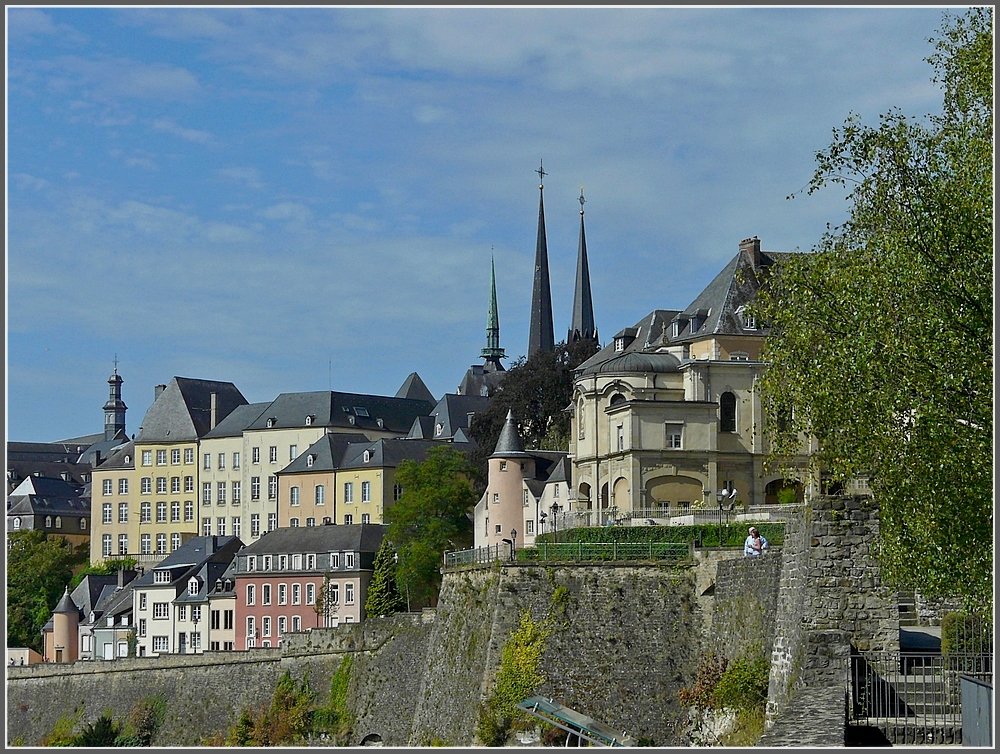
[202,402,271,439]
[247,390,434,435]
[395,372,436,404]
[280,432,369,474]
[131,535,243,590]
[429,394,491,439]
[238,523,386,556]
[338,438,454,471]
[137,377,248,443]
[7,474,90,517]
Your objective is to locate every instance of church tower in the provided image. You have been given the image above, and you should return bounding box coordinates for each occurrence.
[568,188,598,345]
[103,361,127,442]
[527,160,555,357]
[480,256,506,372]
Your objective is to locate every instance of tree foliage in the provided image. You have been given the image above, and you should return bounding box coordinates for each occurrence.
[69,557,138,589]
[753,9,993,610]
[468,338,599,490]
[6,530,88,651]
[384,445,477,606]
[364,537,406,617]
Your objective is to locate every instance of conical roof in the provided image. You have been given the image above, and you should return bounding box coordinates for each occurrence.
[53,586,78,615]
[528,161,554,356]
[493,410,530,457]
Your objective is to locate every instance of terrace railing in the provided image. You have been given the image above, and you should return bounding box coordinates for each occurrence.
[443,541,691,569]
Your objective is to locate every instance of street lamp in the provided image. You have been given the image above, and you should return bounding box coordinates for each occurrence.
[716,487,735,545]
[539,512,547,536]
[550,502,561,543]
[510,528,517,562]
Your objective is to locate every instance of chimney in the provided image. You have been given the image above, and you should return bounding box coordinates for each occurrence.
[118,567,126,588]
[210,392,218,430]
[211,535,218,553]
[154,384,166,400]
[740,236,762,268]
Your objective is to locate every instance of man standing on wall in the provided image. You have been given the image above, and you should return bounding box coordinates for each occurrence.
[744,527,768,557]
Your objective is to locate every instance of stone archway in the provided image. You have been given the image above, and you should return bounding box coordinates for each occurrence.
[578,482,592,510]
[644,475,703,509]
[360,733,383,746]
[611,476,630,518]
[764,478,804,505]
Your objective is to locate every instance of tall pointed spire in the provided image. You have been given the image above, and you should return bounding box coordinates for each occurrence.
[480,254,506,372]
[528,159,555,357]
[568,187,597,344]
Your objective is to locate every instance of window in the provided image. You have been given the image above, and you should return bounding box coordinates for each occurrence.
[330,553,340,569]
[252,447,260,464]
[153,602,169,619]
[141,477,152,494]
[202,517,212,536]
[246,555,257,572]
[138,618,147,637]
[153,569,171,584]
[185,476,194,493]
[278,616,287,636]
[720,392,737,433]
[171,476,181,493]
[232,481,241,503]
[218,453,225,470]
[118,533,128,553]
[278,554,287,570]
[345,583,355,604]
[671,319,682,338]
[523,490,529,507]
[306,583,316,605]
[184,448,194,464]
[742,310,756,330]
[156,477,167,494]
[289,444,297,461]
[156,502,167,522]
[178,605,187,621]
[267,513,277,532]
[262,584,272,605]
[203,453,211,470]
[217,517,226,536]
[393,484,403,501]
[172,448,181,465]
[268,476,277,500]
[263,555,272,570]
[292,553,302,569]
[361,481,371,503]
[278,584,287,605]
[493,493,499,504]
[203,483,212,505]
[251,477,260,500]
[526,519,535,535]
[118,478,128,494]
[171,501,180,522]
[54,516,62,529]
[500,461,507,471]
[12,517,20,530]
[251,514,261,537]
[190,632,201,651]
[233,517,241,539]
[102,534,113,557]
[156,450,167,466]
[730,351,750,361]
[495,524,502,534]
[306,554,315,570]
[262,616,272,637]
[233,451,240,469]
[666,423,683,449]
[269,446,278,463]
[246,616,256,645]
[343,514,353,525]
[315,485,325,505]
[328,583,339,604]
[156,533,166,553]
[292,584,301,604]
[217,482,227,504]
[103,503,113,524]
[616,424,625,451]
[292,615,301,632]
[246,584,256,605]
[224,610,233,630]
[171,533,181,551]
[363,449,372,462]
[140,593,148,610]
[290,486,300,506]
[306,517,315,527]
[361,514,370,524]
[152,636,169,652]
[184,501,194,521]
[142,450,152,466]
[344,482,354,503]
[141,502,152,522]
[103,479,113,496]
[345,552,355,569]
[45,515,52,528]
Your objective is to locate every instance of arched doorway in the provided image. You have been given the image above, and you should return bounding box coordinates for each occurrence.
[645,476,703,509]
[578,482,592,509]
[764,478,804,505]
[611,477,629,521]
[360,733,383,746]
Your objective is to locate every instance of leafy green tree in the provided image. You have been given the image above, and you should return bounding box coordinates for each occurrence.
[468,338,599,490]
[6,530,87,651]
[69,557,138,589]
[384,446,477,606]
[754,9,992,610]
[364,537,406,617]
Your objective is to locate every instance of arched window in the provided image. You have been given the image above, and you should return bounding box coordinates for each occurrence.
[720,392,737,432]
[12,517,21,530]
[578,399,586,439]
[609,393,626,407]
[45,515,52,528]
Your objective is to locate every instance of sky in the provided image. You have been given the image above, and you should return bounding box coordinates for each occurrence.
[6,5,953,443]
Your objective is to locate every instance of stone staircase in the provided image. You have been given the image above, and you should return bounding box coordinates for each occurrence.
[897,590,920,627]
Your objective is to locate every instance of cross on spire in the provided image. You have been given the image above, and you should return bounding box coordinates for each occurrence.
[579,187,586,214]
[536,159,547,188]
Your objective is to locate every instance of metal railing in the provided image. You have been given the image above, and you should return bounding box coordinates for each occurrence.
[848,651,994,732]
[443,541,691,569]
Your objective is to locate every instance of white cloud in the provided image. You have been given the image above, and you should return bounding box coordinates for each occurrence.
[217,166,265,191]
[151,117,213,144]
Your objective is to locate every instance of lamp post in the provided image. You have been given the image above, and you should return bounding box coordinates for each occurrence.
[716,487,733,547]
[550,502,561,543]
[539,512,547,536]
[192,613,199,654]
[510,528,517,562]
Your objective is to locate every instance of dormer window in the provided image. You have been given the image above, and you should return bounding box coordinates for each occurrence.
[354,407,370,418]
[305,415,314,426]
[737,306,756,330]
[671,320,684,338]
[306,454,315,467]
[435,423,444,437]
[266,417,276,428]
[188,578,199,596]
[614,337,625,352]
[124,455,131,464]
[363,450,371,463]
[153,569,171,584]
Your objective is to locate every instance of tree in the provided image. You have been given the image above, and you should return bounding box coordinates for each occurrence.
[70,557,138,589]
[364,537,406,617]
[6,530,88,651]
[384,445,477,605]
[468,338,599,490]
[753,9,992,610]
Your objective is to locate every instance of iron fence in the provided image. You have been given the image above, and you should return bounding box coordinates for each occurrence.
[443,541,691,569]
[848,650,994,732]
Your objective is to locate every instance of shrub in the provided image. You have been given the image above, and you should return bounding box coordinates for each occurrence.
[713,653,770,713]
[941,612,993,656]
[678,652,728,710]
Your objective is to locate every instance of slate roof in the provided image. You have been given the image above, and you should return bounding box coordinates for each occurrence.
[174,559,235,603]
[237,523,386,556]
[137,377,248,442]
[395,372,436,404]
[280,432,369,474]
[458,363,508,398]
[431,394,491,438]
[7,474,90,517]
[132,535,243,590]
[406,416,436,439]
[493,410,531,458]
[247,390,434,435]
[202,402,271,439]
[53,588,78,614]
[93,440,135,471]
[338,438,456,471]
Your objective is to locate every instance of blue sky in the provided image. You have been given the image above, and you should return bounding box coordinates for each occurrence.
[7,6,951,443]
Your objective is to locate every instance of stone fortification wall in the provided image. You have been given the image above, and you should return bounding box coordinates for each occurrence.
[409,564,701,746]
[711,552,782,660]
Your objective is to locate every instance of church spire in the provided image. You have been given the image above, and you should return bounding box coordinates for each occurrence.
[103,357,127,441]
[568,187,597,344]
[480,254,506,372]
[528,159,555,357]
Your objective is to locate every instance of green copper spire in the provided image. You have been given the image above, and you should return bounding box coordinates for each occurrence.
[480,254,506,371]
